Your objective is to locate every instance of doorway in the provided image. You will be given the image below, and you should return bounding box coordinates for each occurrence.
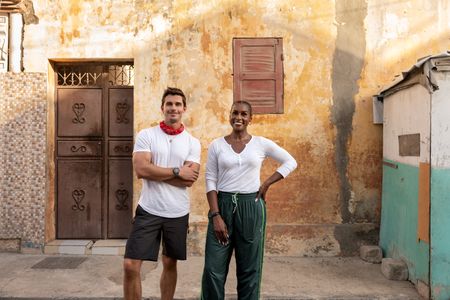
[55,62,134,239]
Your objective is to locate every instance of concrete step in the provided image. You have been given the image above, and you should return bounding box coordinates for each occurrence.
[44,239,126,255]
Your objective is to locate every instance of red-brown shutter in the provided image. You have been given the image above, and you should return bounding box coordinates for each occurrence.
[233,38,284,114]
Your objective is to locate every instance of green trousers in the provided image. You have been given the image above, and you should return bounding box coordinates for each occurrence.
[201,191,267,300]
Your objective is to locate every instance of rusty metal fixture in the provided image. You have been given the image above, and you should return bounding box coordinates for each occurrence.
[115,102,130,124]
[108,64,134,86]
[70,145,87,153]
[71,189,86,211]
[57,65,103,86]
[113,144,131,153]
[115,189,129,211]
[56,64,134,86]
[71,103,86,124]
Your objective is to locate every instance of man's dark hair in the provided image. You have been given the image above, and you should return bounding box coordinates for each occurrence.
[161,87,187,107]
[232,100,252,116]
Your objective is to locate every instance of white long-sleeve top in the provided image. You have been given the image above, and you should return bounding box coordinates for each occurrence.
[205,136,297,193]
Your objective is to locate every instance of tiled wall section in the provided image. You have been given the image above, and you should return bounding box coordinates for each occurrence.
[0,72,47,251]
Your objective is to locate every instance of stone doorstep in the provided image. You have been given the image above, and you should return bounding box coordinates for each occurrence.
[44,240,126,256]
[91,239,127,255]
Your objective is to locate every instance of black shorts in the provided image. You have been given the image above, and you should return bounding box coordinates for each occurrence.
[124,205,189,261]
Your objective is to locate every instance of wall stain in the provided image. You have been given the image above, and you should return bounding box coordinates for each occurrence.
[331,0,367,225]
[69,0,81,16]
[334,225,379,256]
[205,100,227,123]
[201,23,211,54]
[151,57,161,83]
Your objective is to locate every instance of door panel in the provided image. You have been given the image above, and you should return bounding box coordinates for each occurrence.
[57,160,102,238]
[108,140,133,157]
[107,88,133,238]
[108,159,133,238]
[57,89,102,137]
[57,141,102,157]
[109,89,133,137]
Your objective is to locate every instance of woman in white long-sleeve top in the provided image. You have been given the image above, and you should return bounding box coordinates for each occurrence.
[201,101,297,300]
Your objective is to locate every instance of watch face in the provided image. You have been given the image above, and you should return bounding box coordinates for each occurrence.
[173,167,180,176]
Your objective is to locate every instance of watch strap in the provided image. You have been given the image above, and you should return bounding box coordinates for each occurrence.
[209,211,220,218]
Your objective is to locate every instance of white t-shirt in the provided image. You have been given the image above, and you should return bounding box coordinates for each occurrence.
[205,136,297,193]
[133,126,201,218]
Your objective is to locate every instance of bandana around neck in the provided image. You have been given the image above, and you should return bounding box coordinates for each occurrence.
[160,121,185,135]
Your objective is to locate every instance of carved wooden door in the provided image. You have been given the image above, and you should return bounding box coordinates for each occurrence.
[107,88,133,238]
[56,63,133,239]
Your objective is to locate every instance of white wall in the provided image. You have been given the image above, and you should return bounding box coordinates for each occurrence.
[383,83,431,166]
[431,71,450,169]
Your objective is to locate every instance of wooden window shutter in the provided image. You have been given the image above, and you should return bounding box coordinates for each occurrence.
[233,38,284,114]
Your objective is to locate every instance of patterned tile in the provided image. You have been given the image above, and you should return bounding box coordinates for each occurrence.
[0,72,47,250]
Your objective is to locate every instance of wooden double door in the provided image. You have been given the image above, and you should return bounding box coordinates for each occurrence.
[56,80,133,239]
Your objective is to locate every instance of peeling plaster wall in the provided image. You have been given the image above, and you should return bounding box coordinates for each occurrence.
[8,0,450,255]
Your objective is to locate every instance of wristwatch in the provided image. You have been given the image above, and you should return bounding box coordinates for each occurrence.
[208,211,221,218]
[172,167,180,178]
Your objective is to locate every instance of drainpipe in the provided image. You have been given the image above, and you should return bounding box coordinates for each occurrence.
[9,13,23,72]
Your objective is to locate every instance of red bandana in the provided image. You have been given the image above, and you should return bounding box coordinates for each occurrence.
[160,121,184,135]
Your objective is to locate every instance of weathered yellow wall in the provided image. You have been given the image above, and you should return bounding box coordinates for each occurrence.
[21,0,450,255]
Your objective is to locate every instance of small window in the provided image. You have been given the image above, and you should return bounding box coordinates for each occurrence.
[233,37,284,114]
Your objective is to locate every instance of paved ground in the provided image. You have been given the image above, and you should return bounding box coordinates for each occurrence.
[0,253,421,299]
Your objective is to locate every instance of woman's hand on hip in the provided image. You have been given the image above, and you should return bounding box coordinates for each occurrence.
[256,172,284,201]
[213,216,229,245]
[256,183,269,202]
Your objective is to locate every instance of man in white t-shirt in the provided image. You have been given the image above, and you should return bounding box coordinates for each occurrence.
[123,87,201,300]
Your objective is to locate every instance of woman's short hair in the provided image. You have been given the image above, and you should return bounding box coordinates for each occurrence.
[232,100,252,116]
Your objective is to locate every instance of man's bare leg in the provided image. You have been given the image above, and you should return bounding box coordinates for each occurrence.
[160,255,178,300]
[123,258,143,300]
